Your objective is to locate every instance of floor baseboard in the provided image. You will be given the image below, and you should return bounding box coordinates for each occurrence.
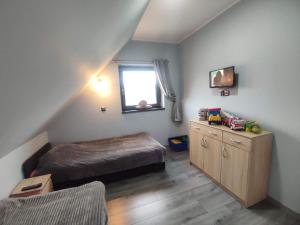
[266,196,300,219]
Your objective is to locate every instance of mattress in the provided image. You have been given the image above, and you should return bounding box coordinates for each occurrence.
[34,132,166,184]
[0,182,107,225]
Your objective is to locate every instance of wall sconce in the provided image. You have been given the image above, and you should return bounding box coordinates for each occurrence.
[90,74,110,113]
[90,74,110,97]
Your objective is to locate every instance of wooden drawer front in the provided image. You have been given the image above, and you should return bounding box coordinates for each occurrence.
[223,132,252,151]
[190,122,203,131]
[190,124,202,132]
[200,125,222,141]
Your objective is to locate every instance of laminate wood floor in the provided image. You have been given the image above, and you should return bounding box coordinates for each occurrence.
[106,149,300,225]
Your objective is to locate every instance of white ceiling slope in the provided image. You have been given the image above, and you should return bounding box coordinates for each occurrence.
[0,0,149,158]
[133,0,240,43]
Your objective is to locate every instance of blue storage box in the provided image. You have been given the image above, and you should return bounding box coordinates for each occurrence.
[168,135,188,152]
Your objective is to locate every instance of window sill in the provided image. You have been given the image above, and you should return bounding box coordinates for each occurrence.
[122,107,165,114]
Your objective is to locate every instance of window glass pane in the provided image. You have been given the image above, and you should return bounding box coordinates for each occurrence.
[122,69,157,106]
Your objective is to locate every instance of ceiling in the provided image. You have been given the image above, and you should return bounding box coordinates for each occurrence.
[133,0,240,43]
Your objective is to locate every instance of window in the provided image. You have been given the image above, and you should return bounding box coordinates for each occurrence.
[119,65,164,113]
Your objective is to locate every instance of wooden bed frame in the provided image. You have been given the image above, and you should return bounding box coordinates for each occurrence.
[22,143,165,190]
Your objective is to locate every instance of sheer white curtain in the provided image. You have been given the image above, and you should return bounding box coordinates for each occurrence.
[153,59,182,123]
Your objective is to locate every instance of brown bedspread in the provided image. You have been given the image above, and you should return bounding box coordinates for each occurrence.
[34,132,166,184]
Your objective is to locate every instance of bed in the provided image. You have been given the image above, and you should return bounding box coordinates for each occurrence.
[0,181,107,225]
[23,132,166,189]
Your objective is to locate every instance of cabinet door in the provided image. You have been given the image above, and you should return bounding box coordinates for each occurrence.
[203,136,222,182]
[189,127,204,169]
[221,144,249,200]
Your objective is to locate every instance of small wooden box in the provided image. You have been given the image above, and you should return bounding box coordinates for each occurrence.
[10,174,53,198]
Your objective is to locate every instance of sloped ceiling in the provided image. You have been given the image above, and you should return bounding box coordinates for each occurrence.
[133,0,239,43]
[0,0,149,158]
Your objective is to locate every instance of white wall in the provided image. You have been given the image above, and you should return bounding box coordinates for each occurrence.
[0,132,48,199]
[47,41,183,145]
[180,0,300,213]
[0,0,149,158]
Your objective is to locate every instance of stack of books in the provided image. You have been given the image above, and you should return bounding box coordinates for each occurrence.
[198,108,208,121]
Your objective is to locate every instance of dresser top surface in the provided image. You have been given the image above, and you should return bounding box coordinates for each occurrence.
[190,120,272,139]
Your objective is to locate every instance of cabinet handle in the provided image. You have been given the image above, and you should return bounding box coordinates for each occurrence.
[204,138,208,148]
[230,138,242,144]
[201,138,204,147]
[209,131,217,136]
[201,138,208,148]
[222,146,228,158]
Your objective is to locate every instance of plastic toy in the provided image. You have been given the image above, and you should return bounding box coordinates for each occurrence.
[252,124,262,134]
[230,119,246,131]
[208,108,222,125]
[221,111,240,127]
[245,121,253,132]
[245,121,262,134]
[170,139,182,144]
[221,110,246,131]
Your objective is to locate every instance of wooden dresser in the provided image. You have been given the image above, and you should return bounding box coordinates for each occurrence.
[189,120,273,207]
